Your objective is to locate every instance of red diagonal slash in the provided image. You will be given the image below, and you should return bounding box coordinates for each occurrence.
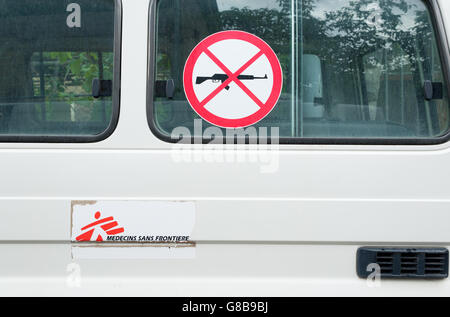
[198,47,265,109]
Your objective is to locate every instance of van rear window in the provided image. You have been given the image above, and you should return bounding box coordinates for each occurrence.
[0,0,120,142]
[150,0,450,144]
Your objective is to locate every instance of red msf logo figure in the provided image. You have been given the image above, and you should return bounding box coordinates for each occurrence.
[76,211,125,242]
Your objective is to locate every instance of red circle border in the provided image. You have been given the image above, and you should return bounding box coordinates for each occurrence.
[183,30,283,129]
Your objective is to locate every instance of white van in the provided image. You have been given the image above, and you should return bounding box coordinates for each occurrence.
[1,0,450,296]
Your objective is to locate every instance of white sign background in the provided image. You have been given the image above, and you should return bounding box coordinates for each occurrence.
[192,39,274,119]
[183,30,283,128]
[71,201,196,242]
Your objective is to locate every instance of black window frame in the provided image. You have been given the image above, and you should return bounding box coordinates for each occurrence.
[146,0,450,145]
[0,0,122,143]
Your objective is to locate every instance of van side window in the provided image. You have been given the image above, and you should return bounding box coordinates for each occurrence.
[0,0,119,141]
[150,0,450,144]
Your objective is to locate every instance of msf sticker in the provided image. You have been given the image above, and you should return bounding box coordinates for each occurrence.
[76,211,124,242]
[183,30,283,128]
[71,201,196,243]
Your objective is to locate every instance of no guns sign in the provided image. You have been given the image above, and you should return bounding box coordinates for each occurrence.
[183,31,283,128]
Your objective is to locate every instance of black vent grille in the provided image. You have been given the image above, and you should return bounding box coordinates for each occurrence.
[357,247,448,279]
[376,252,394,274]
[400,253,418,274]
[425,252,447,276]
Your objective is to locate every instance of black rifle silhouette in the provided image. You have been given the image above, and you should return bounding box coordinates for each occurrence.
[196,74,268,90]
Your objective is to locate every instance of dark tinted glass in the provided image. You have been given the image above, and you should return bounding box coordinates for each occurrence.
[153,0,449,141]
[0,0,117,138]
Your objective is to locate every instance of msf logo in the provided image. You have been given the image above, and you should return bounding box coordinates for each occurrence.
[76,211,124,242]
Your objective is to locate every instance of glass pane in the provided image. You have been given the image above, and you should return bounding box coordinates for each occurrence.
[0,0,116,137]
[153,0,449,141]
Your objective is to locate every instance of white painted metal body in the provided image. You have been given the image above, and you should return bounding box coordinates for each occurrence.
[1,0,450,296]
